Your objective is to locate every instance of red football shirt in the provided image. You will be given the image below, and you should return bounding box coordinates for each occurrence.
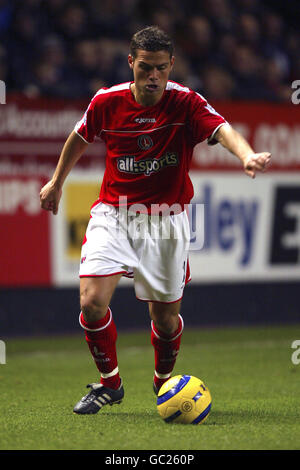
[74,80,226,211]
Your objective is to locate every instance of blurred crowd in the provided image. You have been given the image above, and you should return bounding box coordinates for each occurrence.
[0,0,299,102]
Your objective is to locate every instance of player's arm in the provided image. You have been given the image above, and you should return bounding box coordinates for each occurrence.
[40,130,89,215]
[214,123,271,178]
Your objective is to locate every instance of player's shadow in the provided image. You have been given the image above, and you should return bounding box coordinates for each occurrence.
[101,410,220,425]
[102,411,158,419]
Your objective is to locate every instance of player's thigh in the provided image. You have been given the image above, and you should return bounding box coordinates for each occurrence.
[80,274,122,321]
[148,300,181,334]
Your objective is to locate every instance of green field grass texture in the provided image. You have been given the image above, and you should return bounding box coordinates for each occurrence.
[0,324,299,450]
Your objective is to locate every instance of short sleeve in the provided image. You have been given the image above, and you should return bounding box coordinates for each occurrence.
[74,92,104,143]
[189,92,227,146]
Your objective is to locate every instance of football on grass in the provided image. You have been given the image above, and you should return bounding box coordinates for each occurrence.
[157,375,212,424]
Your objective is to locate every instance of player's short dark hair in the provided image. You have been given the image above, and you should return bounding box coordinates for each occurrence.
[130,26,174,59]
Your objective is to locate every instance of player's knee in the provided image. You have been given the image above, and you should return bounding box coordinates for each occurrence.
[152,312,179,335]
[149,302,181,335]
[80,292,108,322]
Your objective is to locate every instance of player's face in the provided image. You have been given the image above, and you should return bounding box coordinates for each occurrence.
[128,49,174,106]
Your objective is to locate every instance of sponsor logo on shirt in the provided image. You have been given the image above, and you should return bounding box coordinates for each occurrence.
[117,152,179,176]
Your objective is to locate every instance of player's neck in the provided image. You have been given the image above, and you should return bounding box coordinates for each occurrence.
[130,83,163,107]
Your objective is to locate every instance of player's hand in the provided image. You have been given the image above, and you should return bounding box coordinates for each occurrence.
[40,180,62,215]
[243,152,271,179]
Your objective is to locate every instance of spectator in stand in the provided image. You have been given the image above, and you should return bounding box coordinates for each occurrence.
[201,65,236,101]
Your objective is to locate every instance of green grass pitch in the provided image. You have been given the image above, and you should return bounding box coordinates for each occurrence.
[0,324,299,450]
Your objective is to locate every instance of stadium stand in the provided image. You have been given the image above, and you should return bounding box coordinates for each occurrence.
[0,0,298,101]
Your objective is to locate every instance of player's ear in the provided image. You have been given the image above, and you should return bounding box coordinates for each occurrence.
[170,56,175,70]
[128,54,134,70]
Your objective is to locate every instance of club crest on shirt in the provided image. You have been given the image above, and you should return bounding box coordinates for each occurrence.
[137,134,153,150]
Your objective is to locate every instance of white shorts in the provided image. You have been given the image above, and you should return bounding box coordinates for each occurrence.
[79,202,191,303]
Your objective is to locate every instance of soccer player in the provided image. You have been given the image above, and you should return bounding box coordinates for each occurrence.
[40,26,271,414]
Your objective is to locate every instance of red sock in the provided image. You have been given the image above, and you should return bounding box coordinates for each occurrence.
[151,314,184,391]
[79,308,121,389]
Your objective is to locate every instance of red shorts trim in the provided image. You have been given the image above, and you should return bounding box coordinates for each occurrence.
[79,271,128,278]
[135,295,184,304]
[135,278,192,304]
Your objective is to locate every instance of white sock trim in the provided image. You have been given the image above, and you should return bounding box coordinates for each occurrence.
[155,371,172,379]
[100,366,119,378]
[151,314,184,342]
[79,307,112,332]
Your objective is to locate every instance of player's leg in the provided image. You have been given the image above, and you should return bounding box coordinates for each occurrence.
[80,274,122,322]
[74,202,139,413]
[133,210,189,394]
[149,300,184,394]
[79,274,122,389]
[74,274,124,415]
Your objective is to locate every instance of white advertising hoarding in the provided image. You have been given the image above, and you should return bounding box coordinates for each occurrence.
[189,172,300,282]
[50,170,300,286]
